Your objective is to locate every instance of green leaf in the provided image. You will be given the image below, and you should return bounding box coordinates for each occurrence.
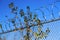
[19,9,24,17]
[9,2,14,8]
[36,19,41,25]
[34,14,37,17]
[24,35,28,40]
[33,14,37,21]
[39,32,47,39]
[38,27,42,32]
[46,28,50,34]
[0,24,2,28]
[26,6,30,10]
[33,32,39,38]
[30,13,32,19]
[24,16,28,22]
[11,19,15,24]
[11,7,17,13]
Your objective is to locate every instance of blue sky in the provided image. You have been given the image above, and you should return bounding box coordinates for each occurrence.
[0,0,60,40]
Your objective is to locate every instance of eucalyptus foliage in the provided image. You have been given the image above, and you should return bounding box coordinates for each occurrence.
[9,2,50,40]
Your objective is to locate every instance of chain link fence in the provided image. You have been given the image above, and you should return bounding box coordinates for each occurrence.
[0,1,60,40]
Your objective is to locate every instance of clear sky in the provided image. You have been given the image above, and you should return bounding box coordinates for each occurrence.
[0,0,60,40]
